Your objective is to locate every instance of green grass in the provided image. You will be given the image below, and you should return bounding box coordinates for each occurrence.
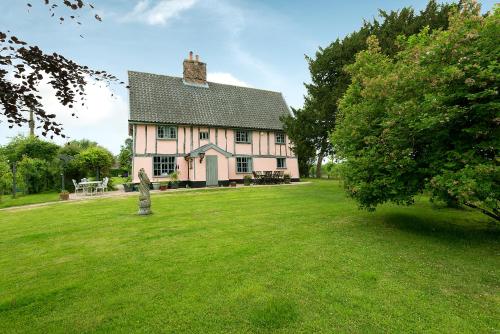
[0,180,498,333]
[0,191,59,209]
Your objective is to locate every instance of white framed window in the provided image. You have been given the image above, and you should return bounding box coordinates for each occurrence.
[157,126,177,139]
[153,156,176,176]
[235,130,251,143]
[276,157,286,169]
[199,131,209,140]
[275,132,285,144]
[236,157,252,173]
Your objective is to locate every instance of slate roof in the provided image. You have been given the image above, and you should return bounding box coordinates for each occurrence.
[128,71,291,130]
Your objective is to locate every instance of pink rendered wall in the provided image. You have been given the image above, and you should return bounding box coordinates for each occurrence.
[226,130,235,153]
[132,156,152,183]
[177,157,189,181]
[252,157,299,179]
[146,125,156,153]
[269,132,276,155]
[218,129,228,151]
[135,125,146,154]
[235,143,252,155]
[135,125,294,158]
[177,126,184,154]
[287,158,300,178]
[185,127,192,152]
[252,131,260,155]
[157,140,177,153]
[132,124,300,182]
[228,157,238,179]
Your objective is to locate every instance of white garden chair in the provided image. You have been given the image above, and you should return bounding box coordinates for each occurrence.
[72,179,84,196]
[95,177,109,195]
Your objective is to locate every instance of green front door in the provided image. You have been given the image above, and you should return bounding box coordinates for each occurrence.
[206,155,218,187]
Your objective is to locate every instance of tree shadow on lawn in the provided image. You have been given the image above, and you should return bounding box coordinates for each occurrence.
[374,211,500,244]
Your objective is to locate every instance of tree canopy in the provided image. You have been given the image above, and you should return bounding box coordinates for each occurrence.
[282,0,454,177]
[332,2,499,220]
[118,138,133,174]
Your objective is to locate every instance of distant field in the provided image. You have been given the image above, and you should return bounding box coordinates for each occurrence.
[0,180,498,332]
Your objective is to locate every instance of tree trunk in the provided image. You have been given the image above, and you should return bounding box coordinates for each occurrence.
[464,203,500,222]
[316,150,325,179]
[29,110,35,137]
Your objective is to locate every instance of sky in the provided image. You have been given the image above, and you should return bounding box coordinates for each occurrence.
[0,0,497,153]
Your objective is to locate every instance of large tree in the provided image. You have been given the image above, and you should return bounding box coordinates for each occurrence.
[283,0,453,177]
[77,146,114,180]
[332,2,499,220]
[0,1,121,138]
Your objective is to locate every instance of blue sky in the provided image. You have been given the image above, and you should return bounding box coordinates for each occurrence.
[0,0,496,153]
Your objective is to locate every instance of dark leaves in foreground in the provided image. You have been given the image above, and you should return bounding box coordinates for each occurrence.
[0,1,120,138]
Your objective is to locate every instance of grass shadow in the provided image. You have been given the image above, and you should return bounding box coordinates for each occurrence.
[376,212,500,243]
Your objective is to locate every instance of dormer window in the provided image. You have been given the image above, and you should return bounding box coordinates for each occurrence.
[157,126,177,139]
[275,132,285,144]
[235,130,251,143]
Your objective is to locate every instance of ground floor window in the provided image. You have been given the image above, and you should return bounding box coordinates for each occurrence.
[276,157,286,169]
[236,157,252,173]
[153,156,176,176]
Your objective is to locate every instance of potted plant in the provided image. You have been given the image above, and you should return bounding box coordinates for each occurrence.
[169,171,180,189]
[152,181,160,190]
[243,175,252,186]
[230,181,237,187]
[59,190,70,201]
[159,181,168,191]
[283,173,291,184]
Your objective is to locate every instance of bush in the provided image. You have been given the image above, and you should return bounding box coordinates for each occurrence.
[243,175,252,186]
[17,156,57,194]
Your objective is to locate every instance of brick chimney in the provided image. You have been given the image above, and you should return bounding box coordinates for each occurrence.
[183,51,207,85]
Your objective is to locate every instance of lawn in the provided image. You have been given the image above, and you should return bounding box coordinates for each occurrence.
[0,191,59,209]
[0,180,498,333]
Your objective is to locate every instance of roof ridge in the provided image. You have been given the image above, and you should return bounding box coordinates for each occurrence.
[128,70,283,95]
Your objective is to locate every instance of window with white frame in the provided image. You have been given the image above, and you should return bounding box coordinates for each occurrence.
[157,126,177,139]
[199,131,209,140]
[275,132,285,144]
[235,130,251,143]
[276,157,286,169]
[236,157,252,173]
[153,156,176,176]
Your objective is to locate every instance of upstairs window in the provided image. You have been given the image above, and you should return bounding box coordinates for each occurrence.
[236,157,252,173]
[275,132,286,144]
[199,131,209,140]
[157,126,177,139]
[235,130,251,143]
[153,156,176,176]
[276,157,286,169]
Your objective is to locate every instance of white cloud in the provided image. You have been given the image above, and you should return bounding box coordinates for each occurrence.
[207,72,250,87]
[0,80,128,154]
[122,0,198,26]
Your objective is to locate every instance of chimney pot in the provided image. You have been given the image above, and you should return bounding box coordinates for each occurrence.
[189,51,193,60]
[195,54,199,62]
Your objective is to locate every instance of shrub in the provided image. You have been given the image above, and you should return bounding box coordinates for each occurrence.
[243,175,252,186]
[17,156,57,194]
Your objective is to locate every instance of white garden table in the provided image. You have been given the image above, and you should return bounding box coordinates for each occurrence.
[79,181,101,196]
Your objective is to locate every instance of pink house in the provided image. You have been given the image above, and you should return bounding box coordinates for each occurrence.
[128,52,299,187]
